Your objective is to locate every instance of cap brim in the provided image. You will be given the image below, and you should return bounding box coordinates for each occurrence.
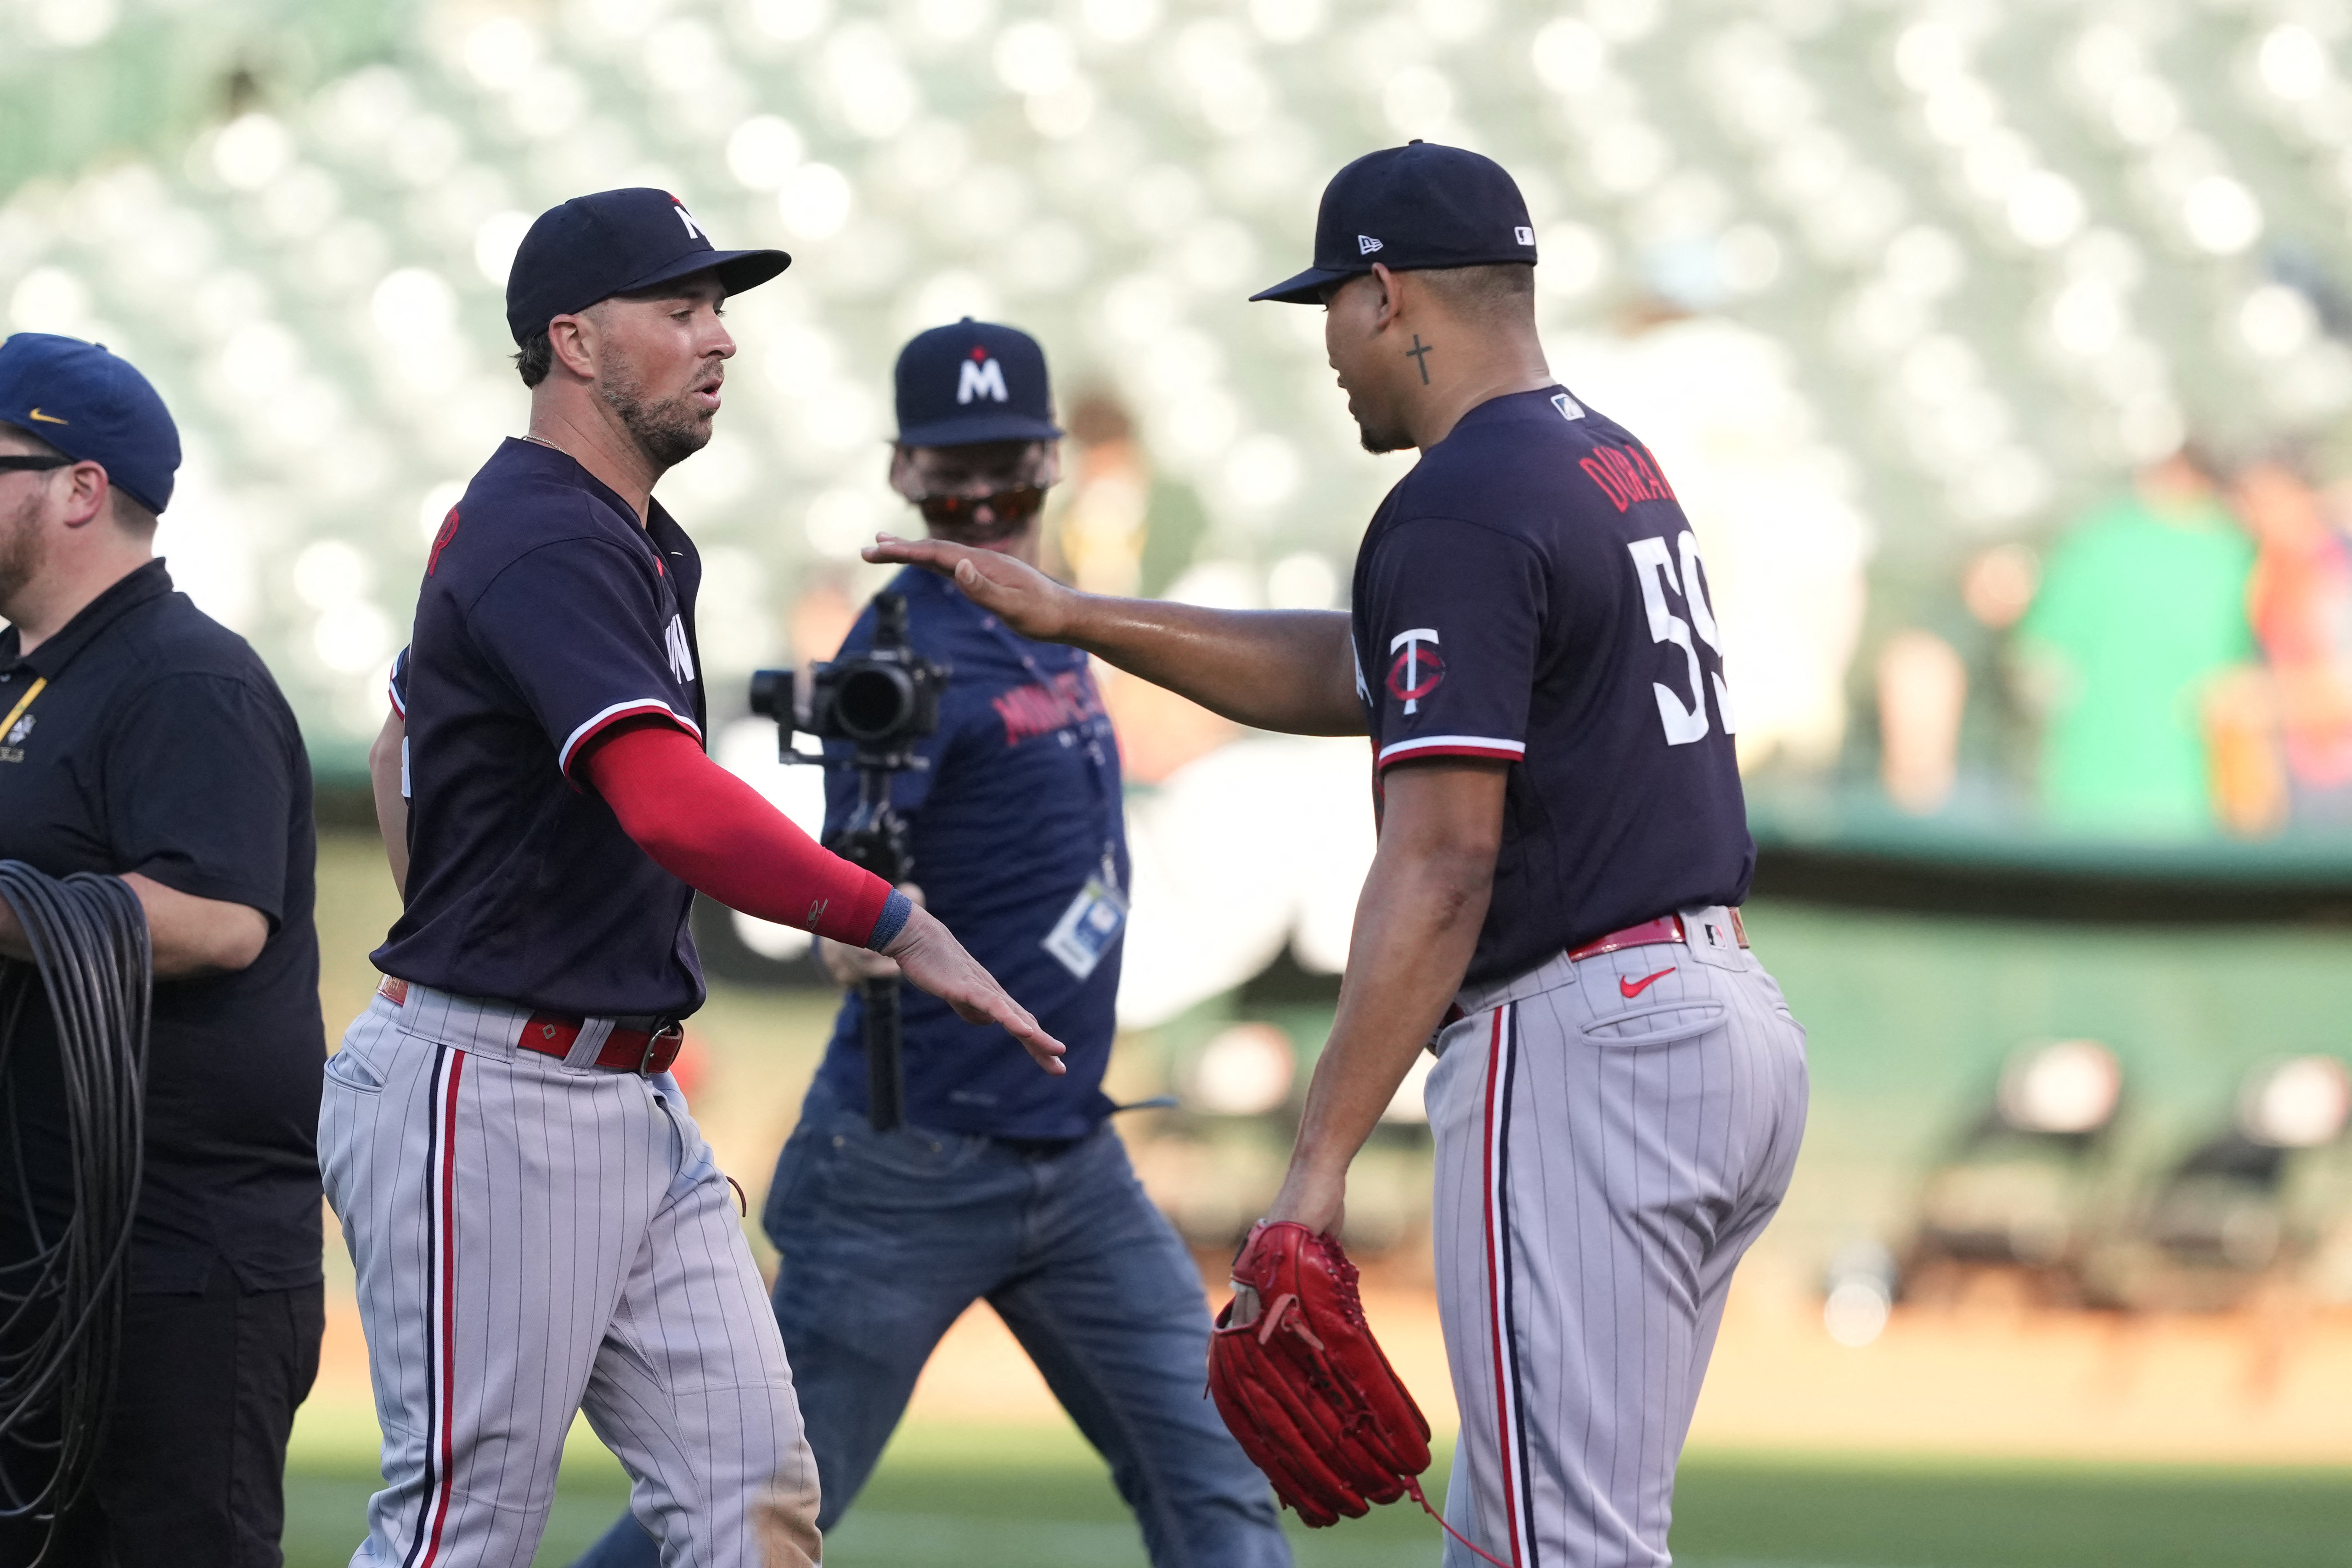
[896,412,1064,447]
[1247,264,1364,305]
[614,246,793,302]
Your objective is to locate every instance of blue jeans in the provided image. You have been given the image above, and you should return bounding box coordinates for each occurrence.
[571,1081,1290,1567]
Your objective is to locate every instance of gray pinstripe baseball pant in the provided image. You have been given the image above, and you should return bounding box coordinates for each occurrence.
[320,985,822,1568]
[1425,907,1809,1568]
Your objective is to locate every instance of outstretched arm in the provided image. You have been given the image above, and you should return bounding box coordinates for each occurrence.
[865,534,1365,736]
[579,720,1065,1072]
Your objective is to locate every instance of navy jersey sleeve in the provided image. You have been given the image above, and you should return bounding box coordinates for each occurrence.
[387,645,409,716]
[1359,516,1546,772]
[103,673,297,925]
[465,538,700,777]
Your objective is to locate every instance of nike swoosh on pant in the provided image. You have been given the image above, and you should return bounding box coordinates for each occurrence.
[1620,967,1675,998]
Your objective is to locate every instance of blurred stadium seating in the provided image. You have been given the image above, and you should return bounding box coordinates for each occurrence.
[10,0,2352,840]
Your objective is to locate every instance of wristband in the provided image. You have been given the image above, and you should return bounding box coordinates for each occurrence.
[867,888,914,952]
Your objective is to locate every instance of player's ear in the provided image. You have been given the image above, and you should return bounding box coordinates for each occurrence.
[886,444,921,499]
[546,310,597,382]
[57,460,110,530]
[1367,263,1402,331]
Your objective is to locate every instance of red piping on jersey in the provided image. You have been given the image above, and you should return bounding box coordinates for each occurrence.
[557,699,703,779]
[1376,736,1526,771]
[582,721,892,946]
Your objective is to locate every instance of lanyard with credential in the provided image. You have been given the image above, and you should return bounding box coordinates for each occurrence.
[954,587,1125,894]
[0,677,45,741]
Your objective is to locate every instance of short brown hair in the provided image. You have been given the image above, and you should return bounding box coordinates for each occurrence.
[1411,262,1536,322]
[513,327,554,388]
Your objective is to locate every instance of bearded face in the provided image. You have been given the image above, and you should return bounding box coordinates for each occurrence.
[0,483,47,613]
[595,350,718,472]
[1353,409,1416,456]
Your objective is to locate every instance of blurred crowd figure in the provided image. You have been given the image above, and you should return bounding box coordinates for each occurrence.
[1048,390,1207,602]
[2238,455,2352,830]
[2017,447,2256,837]
[1877,441,2352,838]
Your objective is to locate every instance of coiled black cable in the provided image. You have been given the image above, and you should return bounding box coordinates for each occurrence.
[0,863,148,1565]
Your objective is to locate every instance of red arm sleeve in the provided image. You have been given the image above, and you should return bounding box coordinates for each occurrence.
[581,722,894,945]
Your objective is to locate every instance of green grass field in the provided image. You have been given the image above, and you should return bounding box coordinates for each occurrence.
[282,1422,2352,1568]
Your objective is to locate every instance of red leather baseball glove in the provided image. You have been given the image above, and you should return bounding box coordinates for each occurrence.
[1207,1220,1432,1528]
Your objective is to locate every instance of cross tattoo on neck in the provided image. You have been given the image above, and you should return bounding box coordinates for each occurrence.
[1406,334,1433,384]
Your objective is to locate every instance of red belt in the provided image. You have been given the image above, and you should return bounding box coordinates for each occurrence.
[1438,909,1749,1029]
[1565,908,1746,963]
[519,1012,684,1075]
[375,976,684,1075]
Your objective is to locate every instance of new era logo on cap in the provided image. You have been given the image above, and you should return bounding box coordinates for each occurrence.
[1252,142,1540,305]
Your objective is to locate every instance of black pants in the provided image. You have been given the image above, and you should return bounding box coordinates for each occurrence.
[0,1263,324,1568]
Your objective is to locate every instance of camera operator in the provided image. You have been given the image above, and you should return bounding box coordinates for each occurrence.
[575,321,1290,1567]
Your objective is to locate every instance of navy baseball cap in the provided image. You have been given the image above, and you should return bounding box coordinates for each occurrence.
[1251,141,1538,305]
[0,333,180,514]
[504,188,790,345]
[893,318,1062,448]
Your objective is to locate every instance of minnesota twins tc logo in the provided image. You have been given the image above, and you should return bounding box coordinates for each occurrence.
[1387,627,1443,714]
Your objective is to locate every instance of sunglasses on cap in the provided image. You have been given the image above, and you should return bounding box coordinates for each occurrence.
[0,455,73,474]
[912,485,1047,542]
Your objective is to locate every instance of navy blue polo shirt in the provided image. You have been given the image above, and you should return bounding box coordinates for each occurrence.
[1353,386,1753,990]
[0,560,323,1293]
[812,568,1127,1140]
[374,438,710,1017]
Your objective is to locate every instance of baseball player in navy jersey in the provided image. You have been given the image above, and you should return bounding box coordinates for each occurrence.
[334,189,1064,1568]
[869,144,1809,1568]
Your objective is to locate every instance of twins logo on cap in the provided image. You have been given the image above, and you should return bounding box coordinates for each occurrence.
[894,318,1062,448]
[957,346,1010,406]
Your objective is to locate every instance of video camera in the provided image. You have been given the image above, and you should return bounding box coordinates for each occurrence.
[748,591,948,1133]
[748,592,947,769]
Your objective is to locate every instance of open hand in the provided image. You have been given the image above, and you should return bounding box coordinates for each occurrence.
[881,902,1067,1073]
[865,533,1079,643]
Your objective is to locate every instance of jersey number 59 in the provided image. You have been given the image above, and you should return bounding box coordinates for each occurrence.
[1627,532,1736,747]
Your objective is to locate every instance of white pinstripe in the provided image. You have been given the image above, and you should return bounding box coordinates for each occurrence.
[1428,910,1808,1568]
[321,987,821,1568]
